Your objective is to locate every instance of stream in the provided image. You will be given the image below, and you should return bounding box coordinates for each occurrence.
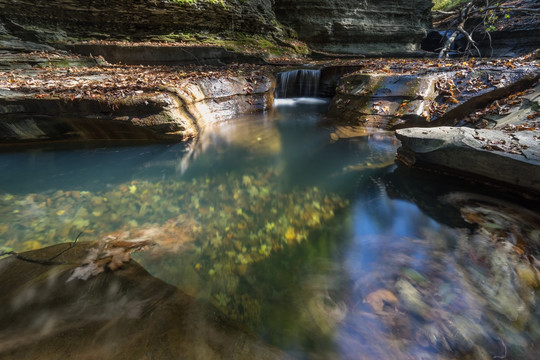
[1,71,540,359]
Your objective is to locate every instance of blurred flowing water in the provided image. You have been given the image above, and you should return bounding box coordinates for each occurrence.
[276,69,322,98]
[1,98,540,359]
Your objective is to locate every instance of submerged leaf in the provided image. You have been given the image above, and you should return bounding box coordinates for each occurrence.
[364,289,399,314]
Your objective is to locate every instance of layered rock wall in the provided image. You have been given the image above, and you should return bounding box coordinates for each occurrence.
[0,0,278,41]
[1,0,433,55]
[274,0,432,55]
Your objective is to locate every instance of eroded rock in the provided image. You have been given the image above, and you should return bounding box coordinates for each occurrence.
[395,126,540,194]
[0,0,279,42]
[330,72,444,128]
[329,64,539,130]
[0,67,275,145]
[66,43,267,66]
[274,0,432,55]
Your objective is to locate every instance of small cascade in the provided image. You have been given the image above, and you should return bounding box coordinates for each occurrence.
[275,69,321,98]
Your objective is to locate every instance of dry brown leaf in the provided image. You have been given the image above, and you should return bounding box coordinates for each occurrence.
[364,289,399,314]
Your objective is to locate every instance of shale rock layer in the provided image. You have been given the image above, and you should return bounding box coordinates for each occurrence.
[0,0,277,41]
[274,0,432,54]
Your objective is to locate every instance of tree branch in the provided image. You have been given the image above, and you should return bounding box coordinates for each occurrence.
[0,250,63,265]
[0,232,83,266]
[438,2,474,59]
[457,25,481,57]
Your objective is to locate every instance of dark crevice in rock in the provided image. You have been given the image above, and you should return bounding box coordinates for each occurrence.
[65,44,268,66]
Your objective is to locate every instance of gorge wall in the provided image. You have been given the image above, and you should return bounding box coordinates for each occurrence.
[0,0,432,56]
[0,0,279,42]
[274,0,432,55]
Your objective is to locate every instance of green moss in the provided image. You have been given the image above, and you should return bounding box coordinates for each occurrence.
[293,43,310,56]
[48,59,74,68]
[42,58,101,69]
[172,0,226,7]
[229,34,287,56]
[432,0,469,11]
[151,31,308,59]
[233,34,309,57]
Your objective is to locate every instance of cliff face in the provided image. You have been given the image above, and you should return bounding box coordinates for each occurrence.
[0,0,278,42]
[1,0,433,55]
[274,0,432,55]
[0,0,433,55]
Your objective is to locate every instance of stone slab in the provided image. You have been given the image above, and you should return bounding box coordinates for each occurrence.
[396,126,540,194]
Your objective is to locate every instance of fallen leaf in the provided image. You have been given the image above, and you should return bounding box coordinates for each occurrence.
[364,289,399,314]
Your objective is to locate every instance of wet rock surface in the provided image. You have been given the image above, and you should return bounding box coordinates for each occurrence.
[330,72,444,129]
[325,56,540,195]
[395,126,540,194]
[0,242,287,360]
[329,57,540,129]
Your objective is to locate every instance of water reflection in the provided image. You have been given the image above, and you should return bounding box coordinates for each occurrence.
[0,145,186,194]
[1,98,540,359]
[335,168,540,359]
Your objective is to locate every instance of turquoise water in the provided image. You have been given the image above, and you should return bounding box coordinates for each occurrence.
[1,98,540,359]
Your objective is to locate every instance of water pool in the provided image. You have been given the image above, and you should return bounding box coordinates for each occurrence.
[1,98,540,359]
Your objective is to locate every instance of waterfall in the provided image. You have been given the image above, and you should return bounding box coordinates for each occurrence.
[275,69,321,98]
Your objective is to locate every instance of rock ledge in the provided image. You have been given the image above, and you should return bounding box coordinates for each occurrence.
[396,126,540,195]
